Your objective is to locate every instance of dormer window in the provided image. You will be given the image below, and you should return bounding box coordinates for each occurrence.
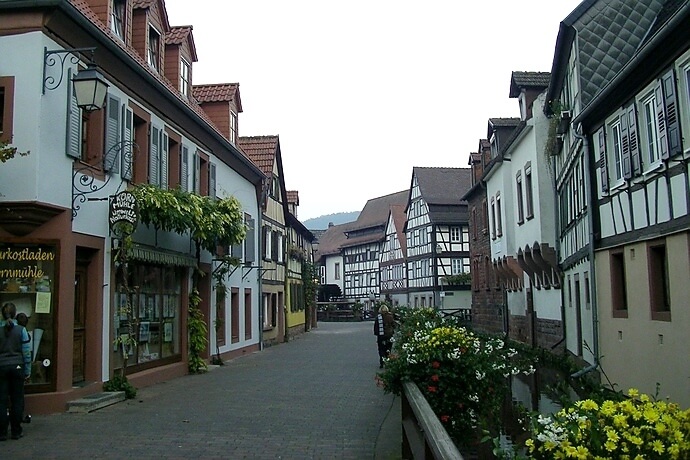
[229,110,238,144]
[180,58,191,98]
[111,0,125,40]
[148,26,160,71]
[490,133,498,158]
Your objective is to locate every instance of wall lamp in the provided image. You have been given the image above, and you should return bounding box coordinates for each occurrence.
[43,47,109,112]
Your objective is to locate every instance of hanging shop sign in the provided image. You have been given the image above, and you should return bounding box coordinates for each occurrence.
[109,191,138,230]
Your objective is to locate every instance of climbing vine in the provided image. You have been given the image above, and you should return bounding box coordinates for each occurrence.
[0,140,29,164]
[130,184,246,374]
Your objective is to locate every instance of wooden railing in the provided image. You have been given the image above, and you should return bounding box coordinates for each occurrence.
[439,308,472,324]
[402,381,463,460]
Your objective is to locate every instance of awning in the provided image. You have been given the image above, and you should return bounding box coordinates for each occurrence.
[129,244,197,268]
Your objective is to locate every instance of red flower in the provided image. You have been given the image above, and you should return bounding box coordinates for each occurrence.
[432,361,441,369]
[431,374,439,382]
[440,415,450,423]
[427,386,437,393]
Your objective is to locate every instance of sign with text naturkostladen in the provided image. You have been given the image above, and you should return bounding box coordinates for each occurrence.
[109,191,138,231]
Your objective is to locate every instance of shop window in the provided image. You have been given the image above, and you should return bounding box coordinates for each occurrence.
[114,264,182,371]
[0,243,57,390]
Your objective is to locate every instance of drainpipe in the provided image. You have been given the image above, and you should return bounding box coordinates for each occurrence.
[571,125,599,378]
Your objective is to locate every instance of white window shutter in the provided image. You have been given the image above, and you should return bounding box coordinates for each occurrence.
[194,153,201,194]
[244,217,255,264]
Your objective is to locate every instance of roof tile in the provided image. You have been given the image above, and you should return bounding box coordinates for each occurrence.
[238,135,280,177]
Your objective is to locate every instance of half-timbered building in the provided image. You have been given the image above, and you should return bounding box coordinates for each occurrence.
[238,135,288,347]
[342,191,407,310]
[572,0,690,406]
[404,167,472,310]
[379,204,408,306]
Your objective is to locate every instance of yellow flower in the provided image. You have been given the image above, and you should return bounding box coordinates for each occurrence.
[644,407,660,423]
[579,399,599,411]
[601,400,616,416]
[628,388,639,398]
[605,440,618,452]
[652,440,665,454]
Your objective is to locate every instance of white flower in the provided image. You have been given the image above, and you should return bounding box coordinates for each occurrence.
[475,370,485,380]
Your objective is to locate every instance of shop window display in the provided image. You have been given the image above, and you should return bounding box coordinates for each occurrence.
[114,263,182,370]
[0,242,56,389]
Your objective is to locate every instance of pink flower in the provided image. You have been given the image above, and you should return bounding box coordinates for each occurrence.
[440,415,450,423]
[432,361,441,369]
[428,386,437,393]
[431,374,439,382]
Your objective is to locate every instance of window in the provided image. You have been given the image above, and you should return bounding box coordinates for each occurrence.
[471,207,477,240]
[649,242,670,321]
[148,26,160,71]
[584,272,591,310]
[229,111,238,144]
[0,243,57,386]
[490,198,496,240]
[180,59,191,98]
[481,199,488,235]
[111,0,125,40]
[611,120,624,182]
[114,263,182,370]
[334,262,340,280]
[451,258,463,275]
[0,76,14,143]
[450,227,460,242]
[610,250,628,318]
[642,93,662,168]
[244,289,252,340]
[231,288,239,343]
[496,194,503,237]
[525,164,534,219]
[516,171,524,224]
[193,151,209,195]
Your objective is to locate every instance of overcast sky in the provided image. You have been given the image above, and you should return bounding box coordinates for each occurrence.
[165,0,583,220]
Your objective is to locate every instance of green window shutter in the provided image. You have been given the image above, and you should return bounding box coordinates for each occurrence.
[121,106,133,181]
[180,145,189,191]
[661,69,681,157]
[160,131,168,189]
[104,95,121,172]
[149,125,160,186]
[596,128,609,194]
[65,68,81,159]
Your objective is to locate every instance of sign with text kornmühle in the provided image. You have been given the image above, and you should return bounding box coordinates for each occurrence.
[109,191,138,230]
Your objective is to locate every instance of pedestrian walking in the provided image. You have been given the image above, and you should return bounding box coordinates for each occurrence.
[0,302,32,441]
[374,306,395,368]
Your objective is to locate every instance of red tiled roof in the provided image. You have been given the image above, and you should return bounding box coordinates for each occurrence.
[287,190,299,205]
[193,83,239,102]
[237,135,279,177]
[132,0,155,8]
[165,25,190,44]
[67,0,230,146]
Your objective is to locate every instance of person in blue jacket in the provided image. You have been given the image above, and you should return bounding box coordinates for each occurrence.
[0,302,32,440]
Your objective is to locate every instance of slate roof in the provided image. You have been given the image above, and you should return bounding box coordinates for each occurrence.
[237,135,279,177]
[548,0,667,111]
[509,71,551,97]
[348,191,409,232]
[413,167,473,206]
[314,221,358,261]
[488,117,521,128]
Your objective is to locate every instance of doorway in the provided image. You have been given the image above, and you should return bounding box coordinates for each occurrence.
[73,263,87,384]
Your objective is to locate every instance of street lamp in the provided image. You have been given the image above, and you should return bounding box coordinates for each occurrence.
[43,47,109,112]
[71,64,109,112]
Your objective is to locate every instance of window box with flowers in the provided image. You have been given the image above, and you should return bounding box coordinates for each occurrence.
[287,244,306,261]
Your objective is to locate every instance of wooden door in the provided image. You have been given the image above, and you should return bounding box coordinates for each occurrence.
[73,265,87,384]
